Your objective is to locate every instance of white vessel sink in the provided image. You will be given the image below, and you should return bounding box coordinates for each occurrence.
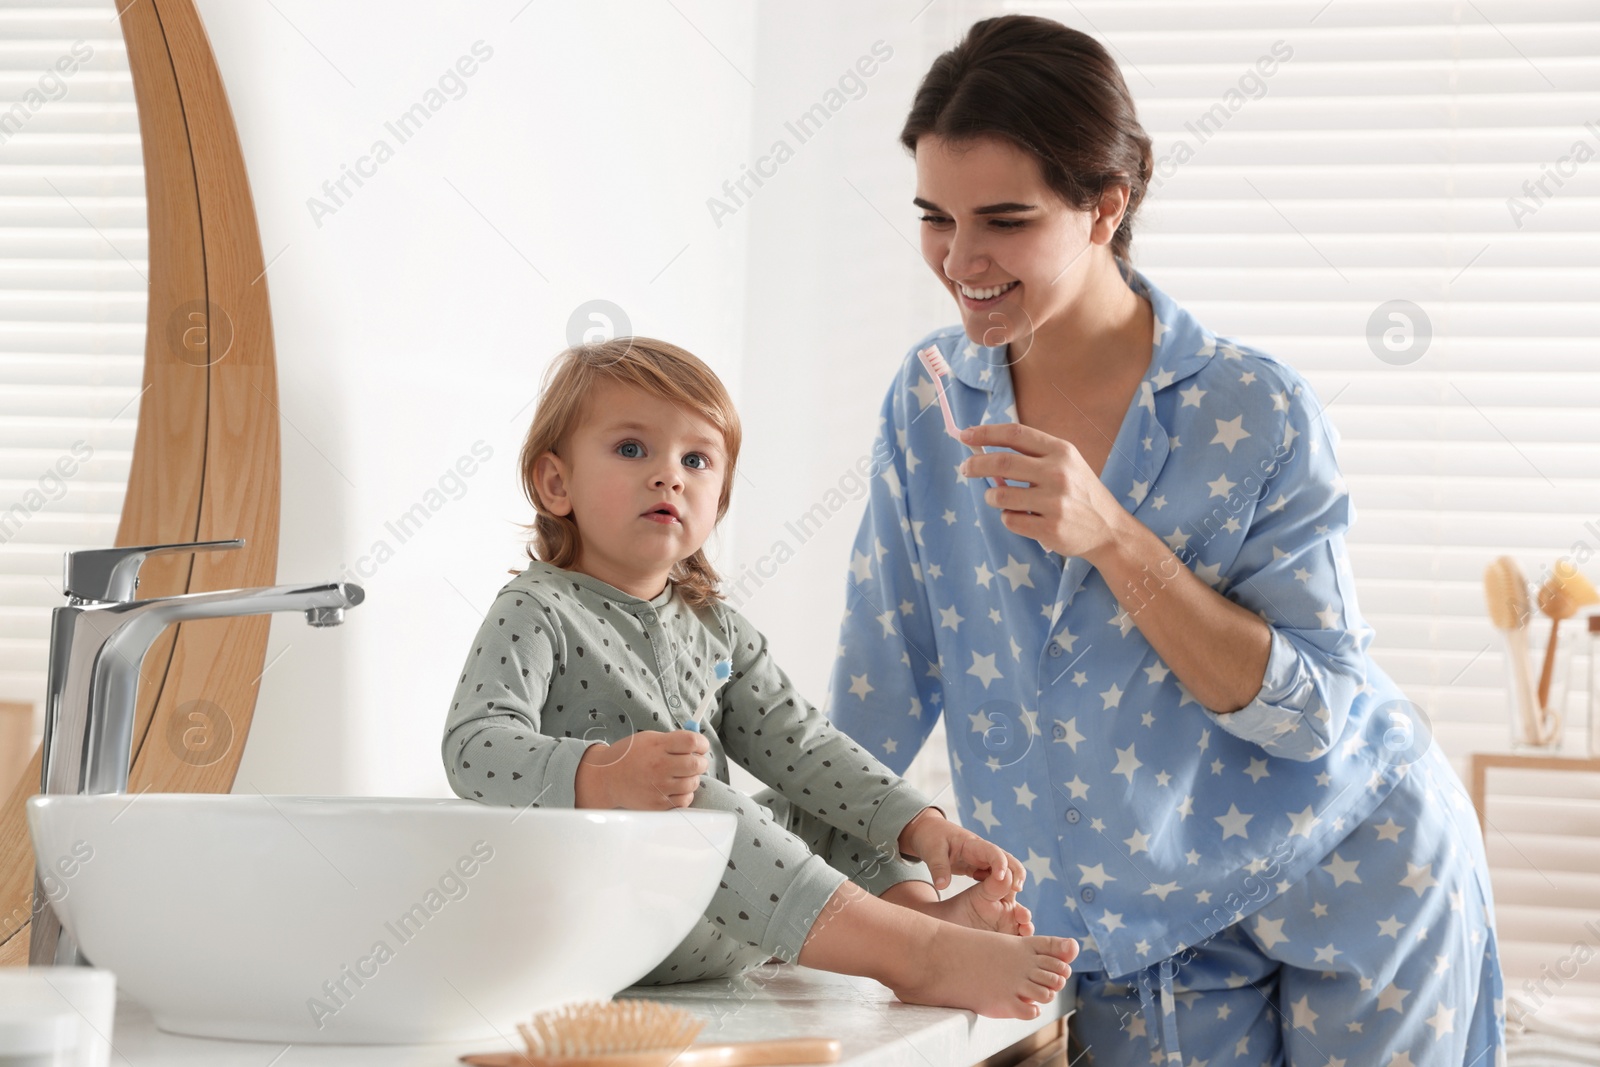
[27,794,734,1044]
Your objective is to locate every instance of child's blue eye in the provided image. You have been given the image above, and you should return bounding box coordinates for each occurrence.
[617,441,712,470]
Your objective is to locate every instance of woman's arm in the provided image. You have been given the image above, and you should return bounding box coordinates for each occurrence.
[827,365,949,773]
[960,367,1370,760]
[1084,510,1271,713]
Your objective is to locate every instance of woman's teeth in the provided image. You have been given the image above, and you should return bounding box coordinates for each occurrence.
[960,281,1019,301]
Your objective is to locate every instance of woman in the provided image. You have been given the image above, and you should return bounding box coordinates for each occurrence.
[827,15,1503,1066]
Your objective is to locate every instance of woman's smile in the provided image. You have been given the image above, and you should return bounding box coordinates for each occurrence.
[956,279,1020,310]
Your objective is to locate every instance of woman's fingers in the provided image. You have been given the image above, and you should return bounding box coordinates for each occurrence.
[958,421,1062,456]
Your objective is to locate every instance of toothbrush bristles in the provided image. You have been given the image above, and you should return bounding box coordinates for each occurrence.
[918,345,951,377]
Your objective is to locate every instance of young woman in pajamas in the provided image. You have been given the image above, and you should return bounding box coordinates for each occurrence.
[442,335,1081,1018]
[826,15,1505,1065]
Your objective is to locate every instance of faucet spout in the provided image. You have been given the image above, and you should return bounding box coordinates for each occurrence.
[73,580,364,797]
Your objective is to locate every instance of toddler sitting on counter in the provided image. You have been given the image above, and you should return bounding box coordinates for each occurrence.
[441,335,1078,1019]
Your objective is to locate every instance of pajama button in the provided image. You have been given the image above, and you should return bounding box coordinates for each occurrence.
[642,611,657,624]
[1049,643,1064,657]
[1065,807,1081,823]
[1052,724,1067,740]
[668,695,681,707]
[1080,887,1095,904]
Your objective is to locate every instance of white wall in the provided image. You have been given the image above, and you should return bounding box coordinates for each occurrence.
[725,6,963,804]
[197,0,758,795]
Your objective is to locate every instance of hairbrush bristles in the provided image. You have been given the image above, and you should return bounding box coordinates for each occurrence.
[1484,556,1533,630]
[517,999,706,1058]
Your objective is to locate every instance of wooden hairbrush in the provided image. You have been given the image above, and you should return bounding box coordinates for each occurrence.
[459,998,842,1067]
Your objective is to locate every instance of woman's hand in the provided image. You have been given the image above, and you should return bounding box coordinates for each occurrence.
[898,807,1027,893]
[957,423,1129,561]
[575,730,709,810]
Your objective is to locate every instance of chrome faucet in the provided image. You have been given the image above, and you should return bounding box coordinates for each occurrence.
[29,538,365,966]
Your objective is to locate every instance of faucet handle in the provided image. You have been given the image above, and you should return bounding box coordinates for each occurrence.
[64,539,247,603]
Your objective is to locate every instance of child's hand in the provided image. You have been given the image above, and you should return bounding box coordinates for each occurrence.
[898,808,1027,893]
[576,729,709,810]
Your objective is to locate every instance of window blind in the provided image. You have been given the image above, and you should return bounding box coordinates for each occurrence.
[0,1,144,735]
[904,0,1600,767]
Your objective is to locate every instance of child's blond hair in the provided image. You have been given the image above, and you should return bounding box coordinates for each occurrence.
[515,336,740,609]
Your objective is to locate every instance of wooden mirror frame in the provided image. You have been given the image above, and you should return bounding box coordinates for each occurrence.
[0,0,280,963]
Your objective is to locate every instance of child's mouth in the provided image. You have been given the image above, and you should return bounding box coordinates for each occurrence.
[643,509,680,525]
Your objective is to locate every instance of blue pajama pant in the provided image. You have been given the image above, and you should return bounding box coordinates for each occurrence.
[1071,747,1506,1066]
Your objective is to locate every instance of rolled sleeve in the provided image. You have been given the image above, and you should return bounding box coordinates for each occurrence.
[1205,627,1328,758]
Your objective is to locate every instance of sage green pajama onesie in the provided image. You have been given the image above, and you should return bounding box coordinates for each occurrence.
[441,560,942,982]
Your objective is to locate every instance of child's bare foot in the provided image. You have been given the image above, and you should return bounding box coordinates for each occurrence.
[794,881,1073,1020]
[886,923,1078,1020]
[883,875,1034,935]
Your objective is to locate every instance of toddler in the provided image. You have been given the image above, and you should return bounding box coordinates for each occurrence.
[441,336,1078,1018]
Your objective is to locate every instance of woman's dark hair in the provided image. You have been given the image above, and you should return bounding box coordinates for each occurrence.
[900,14,1153,262]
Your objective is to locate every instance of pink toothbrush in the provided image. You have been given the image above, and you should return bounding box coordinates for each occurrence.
[916,344,1003,489]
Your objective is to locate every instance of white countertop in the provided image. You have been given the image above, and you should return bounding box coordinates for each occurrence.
[101,964,1075,1066]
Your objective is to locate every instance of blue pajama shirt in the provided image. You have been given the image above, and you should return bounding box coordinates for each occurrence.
[826,261,1505,1065]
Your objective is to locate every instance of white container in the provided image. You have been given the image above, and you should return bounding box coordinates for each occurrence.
[1502,618,1578,753]
[0,969,114,1067]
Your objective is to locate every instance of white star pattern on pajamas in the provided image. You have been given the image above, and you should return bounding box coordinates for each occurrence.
[966,651,1002,688]
[1056,719,1086,752]
[1400,862,1439,896]
[849,550,873,583]
[825,263,1499,1062]
[1254,915,1289,950]
[1078,863,1115,888]
[1322,853,1362,887]
[970,797,1000,833]
[1214,804,1253,840]
[997,555,1034,590]
[1287,804,1321,838]
[1291,994,1319,1033]
[1211,415,1252,451]
[1023,848,1057,884]
[1113,744,1143,782]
